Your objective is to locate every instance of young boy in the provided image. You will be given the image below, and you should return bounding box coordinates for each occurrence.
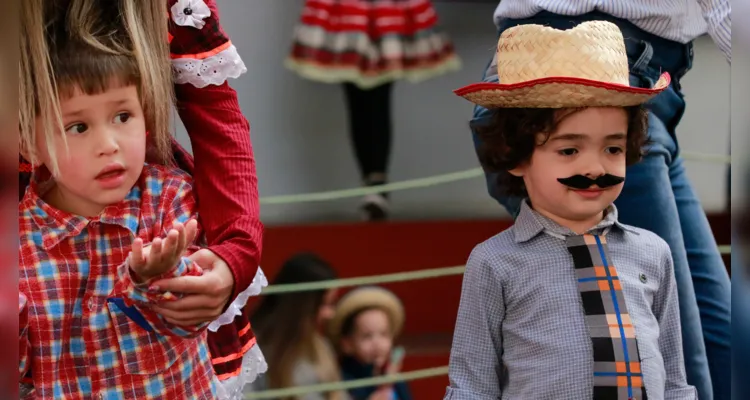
[18,13,222,400]
[445,21,696,400]
[329,286,412,400]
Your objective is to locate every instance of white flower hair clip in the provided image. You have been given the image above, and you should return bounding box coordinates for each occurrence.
[171,0,211,30]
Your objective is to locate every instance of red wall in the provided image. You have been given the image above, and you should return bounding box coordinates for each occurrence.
[258,219,514,335]
[257,213,730,334]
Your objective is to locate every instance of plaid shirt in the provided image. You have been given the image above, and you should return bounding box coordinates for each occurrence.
[20,0,263,384]
[18,164,221,399]
[446,200,696,400]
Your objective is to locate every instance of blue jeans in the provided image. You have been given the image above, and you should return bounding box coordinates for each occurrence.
[732,236,749,398]
[471,12,731,400]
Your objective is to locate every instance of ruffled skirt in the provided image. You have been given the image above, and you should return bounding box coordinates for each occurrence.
[286,0,461,89]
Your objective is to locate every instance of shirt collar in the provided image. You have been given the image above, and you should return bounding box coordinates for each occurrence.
[513,199,638,243]
[23,170,143,249]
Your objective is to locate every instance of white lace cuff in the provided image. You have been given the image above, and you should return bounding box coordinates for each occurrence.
[208,267,267,332]
[215,343,268,400]
[172,43,247,88]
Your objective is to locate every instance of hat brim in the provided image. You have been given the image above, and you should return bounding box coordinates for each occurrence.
[328,287,405,345]
[454,72,671,108]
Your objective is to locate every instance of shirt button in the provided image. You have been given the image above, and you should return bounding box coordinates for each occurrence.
[87,298,96,311]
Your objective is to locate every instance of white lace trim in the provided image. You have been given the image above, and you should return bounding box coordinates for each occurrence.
[208,266,267,332]
[215,344,268,400]
[171,0,211,29]
[172,43,247,88]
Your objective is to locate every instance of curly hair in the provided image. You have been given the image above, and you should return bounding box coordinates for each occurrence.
[473,106,649,197]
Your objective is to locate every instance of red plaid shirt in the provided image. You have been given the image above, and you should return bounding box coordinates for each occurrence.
[20,0,264,383]
[18,164,220,399]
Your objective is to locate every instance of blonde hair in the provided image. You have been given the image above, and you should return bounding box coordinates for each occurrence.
[19,0,174,175]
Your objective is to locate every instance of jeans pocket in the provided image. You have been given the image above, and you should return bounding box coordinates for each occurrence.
[629,68,658,90]
[629,68,686,142]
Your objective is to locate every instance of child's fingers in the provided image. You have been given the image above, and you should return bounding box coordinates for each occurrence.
[184,219,198,247]
[130,238,145,267]
[150,237,163,267]
[163,227,180,261]
[174,222,187,254]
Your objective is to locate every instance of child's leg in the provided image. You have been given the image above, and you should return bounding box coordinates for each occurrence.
[343,82,393,184]
[343,82,394,220]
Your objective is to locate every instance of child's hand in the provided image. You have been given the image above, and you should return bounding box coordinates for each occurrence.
[129,220,199,282]
[367,387,393,400]
[384,346,405,375]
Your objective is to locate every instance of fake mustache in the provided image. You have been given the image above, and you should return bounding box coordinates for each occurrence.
[557,174,625,190]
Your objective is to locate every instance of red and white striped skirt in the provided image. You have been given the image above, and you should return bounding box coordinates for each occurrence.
[285,0,461,89]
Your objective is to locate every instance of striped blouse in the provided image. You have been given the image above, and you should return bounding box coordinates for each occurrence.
[493,0,731,62]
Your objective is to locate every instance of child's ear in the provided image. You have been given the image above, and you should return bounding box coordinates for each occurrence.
[507,159,528,177]
[508,166,525,177]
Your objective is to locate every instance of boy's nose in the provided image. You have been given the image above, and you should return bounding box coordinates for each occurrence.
[582,160,607,178]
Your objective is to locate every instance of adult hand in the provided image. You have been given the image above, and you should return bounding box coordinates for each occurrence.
[150,249,235,326]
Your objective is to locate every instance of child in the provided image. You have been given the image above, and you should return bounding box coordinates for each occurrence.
[286,0,461,220]
[329,287,412,400]
[20,1,268,397]
[249,253,345,400]
[445,21,697,399]
[18,7,222,400]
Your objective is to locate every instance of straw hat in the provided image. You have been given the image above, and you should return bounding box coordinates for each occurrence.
[454,20,670,108]
[328,286,405,344]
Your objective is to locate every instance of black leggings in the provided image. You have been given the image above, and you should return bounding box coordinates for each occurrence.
[343,82,393,183]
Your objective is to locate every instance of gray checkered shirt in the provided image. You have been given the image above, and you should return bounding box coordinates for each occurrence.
[444,201,697,400]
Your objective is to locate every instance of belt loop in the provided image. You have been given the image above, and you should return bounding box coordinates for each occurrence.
[631,40,654,74]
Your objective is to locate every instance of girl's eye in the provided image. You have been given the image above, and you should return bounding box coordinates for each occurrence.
[113,112,130,124]
[606,146,624,155]
[558,148,578,156]
[65,123,87,135]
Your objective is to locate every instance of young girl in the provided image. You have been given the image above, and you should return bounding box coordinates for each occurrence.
[19,0,266,397]
[18,1,223,398]
[249,253,345,400]
[286,0,461,220]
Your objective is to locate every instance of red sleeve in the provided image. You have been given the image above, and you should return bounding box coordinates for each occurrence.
[174,81,263,301]
[169,0,263,301]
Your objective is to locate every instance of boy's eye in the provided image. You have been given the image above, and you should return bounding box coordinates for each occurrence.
[606,146,624,154]
[65,123,87,135]
[558,148,578,156]
[113,112,130,124]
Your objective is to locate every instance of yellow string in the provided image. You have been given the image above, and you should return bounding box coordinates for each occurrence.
[259,151,729,205]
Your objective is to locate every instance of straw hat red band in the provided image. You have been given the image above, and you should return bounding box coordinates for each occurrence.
[454,20,670,108]
[328,286,404,345]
